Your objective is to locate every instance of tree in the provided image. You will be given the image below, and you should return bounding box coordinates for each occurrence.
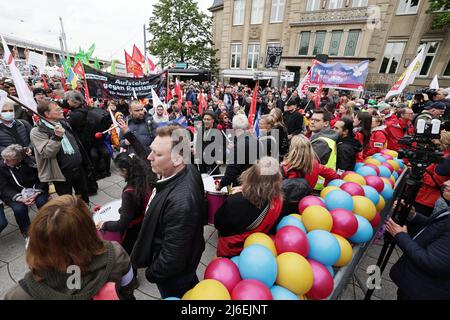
[411,0,450,29]
[147,0,219,72]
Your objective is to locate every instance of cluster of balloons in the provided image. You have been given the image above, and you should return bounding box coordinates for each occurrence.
[171,150,403,301]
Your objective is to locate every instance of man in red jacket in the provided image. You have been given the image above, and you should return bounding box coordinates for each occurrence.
[398,107,415,136]
[380,102,403,151]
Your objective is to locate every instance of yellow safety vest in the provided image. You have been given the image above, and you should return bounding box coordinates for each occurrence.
[312,137,337,191]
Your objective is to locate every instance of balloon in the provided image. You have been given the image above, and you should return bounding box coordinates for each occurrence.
[298,196,325,214]
[352,196,377,221]
[364,158,381,166]
[276,215,307,233]
[356,166,377,177]
[362,185,381,206]
[343,173,366,186]
[378,165,392,178]
[382,154,394,160]
[275,226,309,257]
[320,186,341,199]
[270,285,300,300]
[189,279,231,300]
[204,258,242,293]
[348,215,373,244]
[327,179,346,188]
[381,162,394,173]
[382,149,398,158]
[395,158,405,169]
[354,162,365,171]
[373,156,387,163]
[381,176,395,188]
[324,190,354,211]
[182,289,193,300]
[307,230,341,266]
[239,245,278,288]
[340,182,365,196]
[330,208,358,238]
[231,279,273,300]
[365,164,380,176]
[326,265,335,277]
[386,159,400,171]
[244,233,277,256]
[390,175,396,184]
[306,259,334,300]
[276,252,313,295]
[332,234,353,267]
[381,182,394,201]
[364,175,385,193]
[376,195,386,212]
[392,171,399,181]
[231,256,240,268]
[370,211,382,229]
[165,297,181,300]
[302,206,333,232]
[289,213,302,222]
[340,171,355,179]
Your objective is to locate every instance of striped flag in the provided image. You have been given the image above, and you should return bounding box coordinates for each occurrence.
[253,107,262,138]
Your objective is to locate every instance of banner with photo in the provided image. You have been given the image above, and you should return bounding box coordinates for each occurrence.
[0,59,31,78]
[84,65,166,99]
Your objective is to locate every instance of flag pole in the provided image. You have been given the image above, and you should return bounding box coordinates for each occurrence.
[6,94,56,125]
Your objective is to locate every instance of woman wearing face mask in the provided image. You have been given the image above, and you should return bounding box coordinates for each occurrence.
[0,100,33,155]
[0,145,49,242]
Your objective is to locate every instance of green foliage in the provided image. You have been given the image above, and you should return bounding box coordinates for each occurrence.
[147,0,219,71]
[426,0,450,29]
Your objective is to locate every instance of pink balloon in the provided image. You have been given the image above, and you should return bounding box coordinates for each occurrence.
[298,196,325,214]
[381,162,394,173]
[330,209,358,238]
[364,175,385,193]
[340,171,355,179]
[365,164,380,176]
[204,258,242,293]
[370,211,382,229]
[382,154,394,160]
[275,226,309,257]
[306,259,334,300]
[231,279,273,300]
[340,182,365,197]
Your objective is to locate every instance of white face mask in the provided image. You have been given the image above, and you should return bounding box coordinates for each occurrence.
[1,111,15,122]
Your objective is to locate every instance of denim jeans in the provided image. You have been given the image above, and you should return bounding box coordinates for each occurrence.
[0,204,7,235]
[8,193,49,236]
[154,269,199,299]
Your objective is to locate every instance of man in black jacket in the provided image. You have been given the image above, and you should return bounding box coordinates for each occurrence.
[333,117,362,174]
[131,125,205,299]
[283,101,304,139]
[0,100,33,155]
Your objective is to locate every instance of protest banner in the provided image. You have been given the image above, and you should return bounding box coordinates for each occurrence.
[27,51,47,74]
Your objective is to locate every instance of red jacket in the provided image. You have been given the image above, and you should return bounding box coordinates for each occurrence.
[384,114,404,151]
[364,126,387,158]
[399,118,414,136]
[354,131,364,162]
[282,160,339,188]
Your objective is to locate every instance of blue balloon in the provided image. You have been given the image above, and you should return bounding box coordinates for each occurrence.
[378,165,392,178]
[349,215,373,243]
[354,162,365,171]
[381,182,394,201]
[356,166,378,177]
[276,216,307,233]
[395,158,405,169]
[373,153,383,157]
[165,297,181,300]
[328,179,346,187]
[326,265,335,278]
[362,185,380,206]
[392,171,399,180]
[239,244,278,288]
[307,230,341,266]
[231,256,240,268]
[373,156,387,163]
[324,190,354,211]
[270,285,300,300]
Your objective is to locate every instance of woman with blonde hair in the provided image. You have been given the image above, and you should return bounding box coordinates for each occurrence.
[5,195,136,300]
[282,135,338,189]
[215,157,284,257]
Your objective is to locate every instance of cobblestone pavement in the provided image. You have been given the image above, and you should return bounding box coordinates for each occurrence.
[0,166,400,300]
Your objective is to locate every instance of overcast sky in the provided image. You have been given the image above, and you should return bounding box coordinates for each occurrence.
[0,0,212,62]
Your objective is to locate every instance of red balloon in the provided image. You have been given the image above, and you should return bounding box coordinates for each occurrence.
[298,196,325,214]
[370,211,382,229]
[340,171,355,179]
[382,154,394,160]
[330,209,358,238]
[340,182,365,197]
[364,175,385,193]
[204,258,242,293]
[365,164,380,176]
[95,132,102,139]
[306,259,334,300]
[381,162,394,173]
[231,279,273,300]
[275,226,309,257]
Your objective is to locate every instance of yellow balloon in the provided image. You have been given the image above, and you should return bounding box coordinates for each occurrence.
[352,196,376,221]
[189,279,231,300]
[298,295,307,300]
[376,195,385,212]
[182,289,193,300]
[320,186,340,199]
[383,150,398,158]
[302,206,333,232]
[381,177,394,188]
[289,214,302,222]
[364,158,381,166]
[276,252,313,295]
[244,233,277,256]
[386,160,399,171]
[390,176,396,184]
[332,234,353,267]
[343,173,366,186]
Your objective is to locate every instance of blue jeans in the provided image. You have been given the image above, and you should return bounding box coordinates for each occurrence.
[7,193,49,236]
[0,204,7,235]
[153,269,199,299]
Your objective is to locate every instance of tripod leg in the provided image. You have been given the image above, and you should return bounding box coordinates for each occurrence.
[364,240,394,300]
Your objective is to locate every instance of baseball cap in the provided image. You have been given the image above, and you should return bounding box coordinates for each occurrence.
[376,102,390,113]
[425,101,446,110]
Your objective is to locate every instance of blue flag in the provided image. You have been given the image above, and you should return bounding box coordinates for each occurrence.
[253,108,261,138]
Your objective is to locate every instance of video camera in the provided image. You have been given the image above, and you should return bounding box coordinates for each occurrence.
[415,87,439,99]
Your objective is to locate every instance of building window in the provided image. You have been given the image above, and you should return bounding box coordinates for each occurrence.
[344,30,361,56]
[328,0,343,9]
[251,0,265,24]
[313,31,326,55]
[419,41,439,76]
[298,32,311,55]
[306,0,321,11]
[271,0,285,22]
[444,59,450,76]
[329,30,343,56]
[352,0,368,7]
[233,0,245,26]
[248,43,260,69]
[396,0,420,15]
[379,42,406,74]
[230,44,242,69]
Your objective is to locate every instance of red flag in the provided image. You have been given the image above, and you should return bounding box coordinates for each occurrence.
[248,84,258,129]
[147,57,156,71]
[125,50,143,77]
[42,75,49,90]
[174,78,182,107]
[73,60,85,77]
[132,45,145,64]
[198,92,205,116]
[314,82,323,109]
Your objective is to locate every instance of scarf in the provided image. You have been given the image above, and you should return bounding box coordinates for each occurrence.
[42,120,75,155]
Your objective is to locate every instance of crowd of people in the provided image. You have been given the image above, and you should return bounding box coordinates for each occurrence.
[1,73,450,300]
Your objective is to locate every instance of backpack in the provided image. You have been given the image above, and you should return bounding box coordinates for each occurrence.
[280,166,312,211]
[86,107,113,138]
